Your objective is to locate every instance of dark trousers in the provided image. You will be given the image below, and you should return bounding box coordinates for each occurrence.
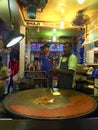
[7,76,13,93]
[47,75,52,88]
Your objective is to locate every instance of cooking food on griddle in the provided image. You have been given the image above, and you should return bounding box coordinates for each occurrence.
[33,95,55,105]
[52,91,61,96]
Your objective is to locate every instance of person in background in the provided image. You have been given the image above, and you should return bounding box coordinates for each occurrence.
[41,43,52,87]
[40,45,45,69]
[29,58,40,71]
[33,58,41,71]
[51,40,78,89]
[0,56,8,80]
[5,53,16,94]
[52,57,57,69]
[29,61,35,71]
[12,54,19,77]
[5,52,19,94]
[40,45,45,56]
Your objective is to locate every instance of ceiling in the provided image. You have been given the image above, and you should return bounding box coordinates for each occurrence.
[0,0,98,43]
[16,0,98,24]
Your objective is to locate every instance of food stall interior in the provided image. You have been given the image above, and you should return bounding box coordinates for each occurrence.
[0,0,98,129]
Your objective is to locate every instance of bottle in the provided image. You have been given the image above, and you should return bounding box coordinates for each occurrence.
[94,77,98,96]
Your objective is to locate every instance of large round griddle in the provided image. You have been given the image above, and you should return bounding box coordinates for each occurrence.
[3,88,97,119]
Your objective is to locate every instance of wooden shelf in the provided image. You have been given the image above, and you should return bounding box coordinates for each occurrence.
[85,63,98,66]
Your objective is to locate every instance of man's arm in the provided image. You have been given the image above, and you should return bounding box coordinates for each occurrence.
[51,55,77,76]
[52,68,74,76]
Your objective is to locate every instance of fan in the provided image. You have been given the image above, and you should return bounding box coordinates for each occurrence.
[72,9,90,26]
[17,0,48,9]
[17,0,48,19]
[72,2,98,26]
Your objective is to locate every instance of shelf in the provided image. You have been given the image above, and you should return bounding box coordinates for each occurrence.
[85,39,98,45]
[85,63,98,66]
[88,27,98,34]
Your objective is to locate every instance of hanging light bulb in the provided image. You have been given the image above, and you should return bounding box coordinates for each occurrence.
[52,36,57,42]
[37,26,40,32]
[52,28,57,34]
[59,4,65,14]
[77,0,85,4]
[60,5,65,14]
[60,20,65,29]
[59,4,65,29]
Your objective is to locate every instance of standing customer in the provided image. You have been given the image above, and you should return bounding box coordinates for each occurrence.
[51,40,78,89]
[6,54,16,94]
[41,43,52,87]
[5,52,19,94]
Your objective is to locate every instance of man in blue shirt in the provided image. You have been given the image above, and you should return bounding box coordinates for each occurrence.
[41,43,52,87]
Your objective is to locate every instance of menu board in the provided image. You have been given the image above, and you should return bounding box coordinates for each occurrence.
[26,43,63,52]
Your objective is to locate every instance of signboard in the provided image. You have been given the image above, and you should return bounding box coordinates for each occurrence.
[26,21,71,28]
[26,43,63,52]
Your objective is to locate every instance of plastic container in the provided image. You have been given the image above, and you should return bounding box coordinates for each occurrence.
[94,78,98,96]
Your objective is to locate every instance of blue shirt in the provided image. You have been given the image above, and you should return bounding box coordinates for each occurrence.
[41,55,52,76]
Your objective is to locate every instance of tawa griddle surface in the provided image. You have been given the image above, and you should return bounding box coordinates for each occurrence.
[3,88,97,119]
